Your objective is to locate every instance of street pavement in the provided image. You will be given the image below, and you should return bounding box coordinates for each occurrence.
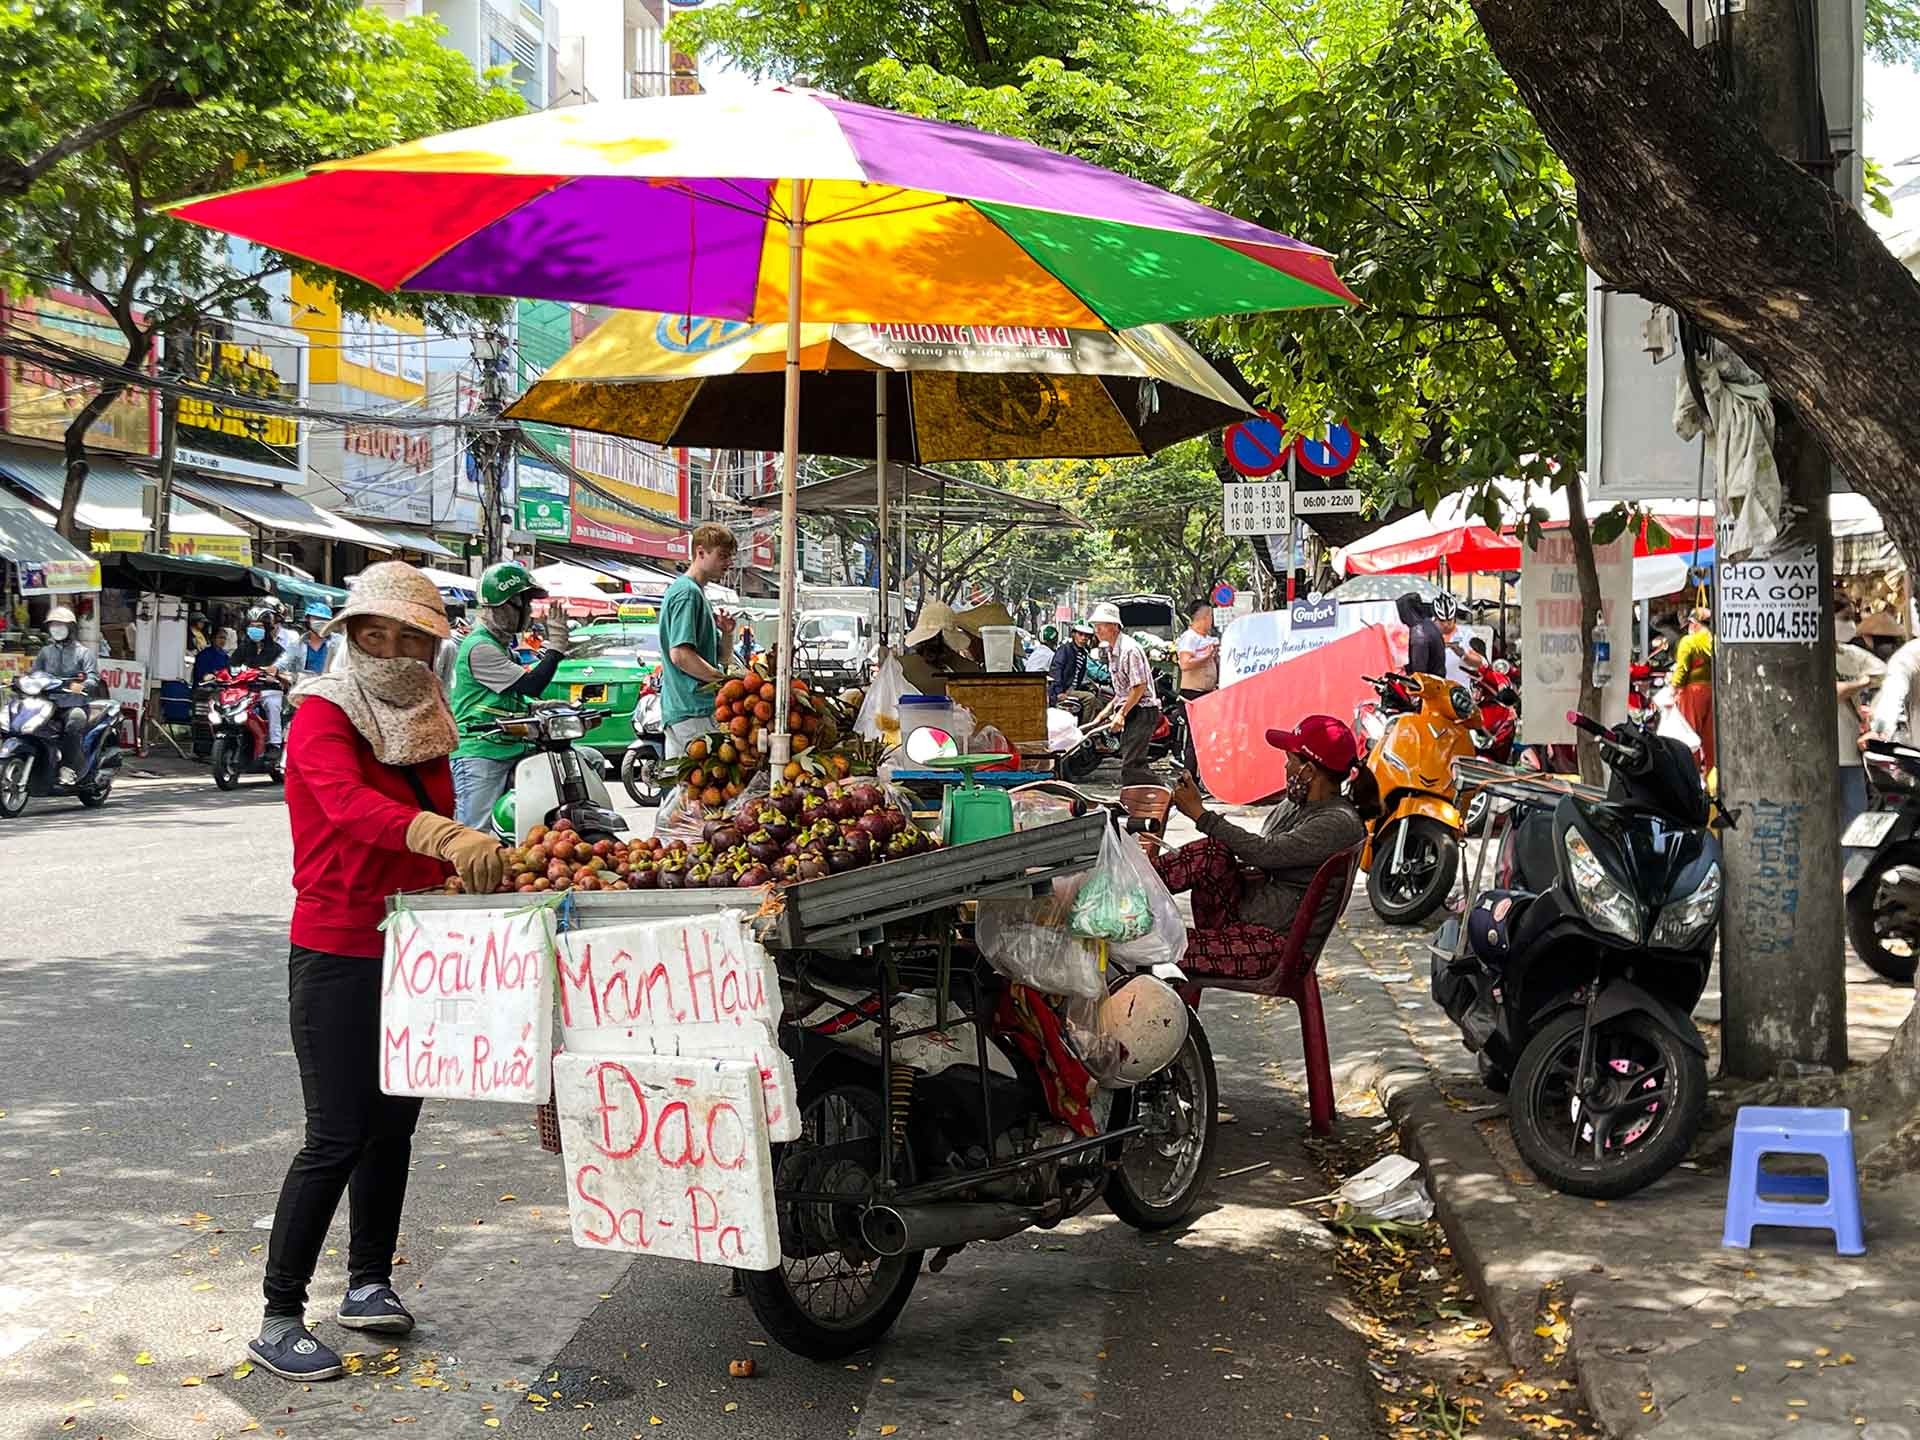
[0,763,1382,1440]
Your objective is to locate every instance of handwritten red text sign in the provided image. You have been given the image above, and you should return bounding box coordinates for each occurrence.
[552,1052,778,1271]
[380,908,555,1103]
[554,915,779,1041]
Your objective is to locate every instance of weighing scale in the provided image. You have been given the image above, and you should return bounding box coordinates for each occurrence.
[925,753,1018,845]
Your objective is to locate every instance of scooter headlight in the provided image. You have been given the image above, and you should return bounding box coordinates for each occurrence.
[1563,828,1643,942]
[548,713,586,741]
[1651,862,1721,949]
[8,698,53,734]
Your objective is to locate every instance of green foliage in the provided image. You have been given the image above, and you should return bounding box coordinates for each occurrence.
[1867,0,1920,65]
[1190,0,1585,520]
[3,10,522,337]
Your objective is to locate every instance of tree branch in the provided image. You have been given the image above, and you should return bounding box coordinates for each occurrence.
[0,77,190,202]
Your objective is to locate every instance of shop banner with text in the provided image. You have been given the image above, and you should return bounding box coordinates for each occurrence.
[1520,533,1632,744]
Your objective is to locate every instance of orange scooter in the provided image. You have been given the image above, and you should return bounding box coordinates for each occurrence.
[1356,672,1480,924]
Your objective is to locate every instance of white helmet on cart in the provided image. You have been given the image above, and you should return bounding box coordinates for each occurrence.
[1099,975,1190,1086]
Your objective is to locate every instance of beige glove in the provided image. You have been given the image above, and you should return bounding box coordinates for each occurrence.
[545,600,571,654]
[406,812,506,895]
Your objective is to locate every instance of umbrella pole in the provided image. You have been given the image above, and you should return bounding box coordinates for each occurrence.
[771,182,805,771]
[875,372,889,651]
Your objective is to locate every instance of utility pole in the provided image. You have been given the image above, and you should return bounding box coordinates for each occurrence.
[1716,0,1847,1077]
[470,323,511,567]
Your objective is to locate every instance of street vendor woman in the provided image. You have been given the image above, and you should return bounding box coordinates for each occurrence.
[250,562,505,1382]
[449,561,571,828]
[1153,715,1373,979]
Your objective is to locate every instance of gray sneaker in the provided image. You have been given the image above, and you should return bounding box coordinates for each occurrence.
[247,1326,344,1381]
[337,1283,415,1334]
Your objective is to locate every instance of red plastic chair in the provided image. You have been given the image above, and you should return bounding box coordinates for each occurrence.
[1176,843,1363,1136]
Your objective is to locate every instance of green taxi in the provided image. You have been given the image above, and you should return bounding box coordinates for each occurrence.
[542,606,663,757]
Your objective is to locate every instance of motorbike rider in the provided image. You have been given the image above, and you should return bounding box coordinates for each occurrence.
[1866,633,1920,749]
[1049,619,1095,705]
[1154,716,1375,976]
[299,602,338,676]
[1026,624,1058,675]
[1433,594,1483,684]
[233,607,296,758]
[1400,592,1446,677]
[31,604,101,786]
[449,561,571,829]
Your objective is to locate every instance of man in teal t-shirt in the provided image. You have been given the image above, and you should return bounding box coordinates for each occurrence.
[660,525,739,757]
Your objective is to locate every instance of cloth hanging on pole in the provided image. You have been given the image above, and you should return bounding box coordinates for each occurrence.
[1673,353,1779,560]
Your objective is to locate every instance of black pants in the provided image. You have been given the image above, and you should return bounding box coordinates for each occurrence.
[263,947,423,1318]
[54,700,89,773]
[1178,688,1212,777]
[1119,705,1159,787]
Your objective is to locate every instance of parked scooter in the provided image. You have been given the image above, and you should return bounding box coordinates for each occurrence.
[207,667,288,789]
[620,676,666,807]
[1432,711,1718,1198]
[1843,737,1920,982]
[484,702,627,843]
[0,671,122,817]
[1357,671,1478,924]
[1462,664,1521,833]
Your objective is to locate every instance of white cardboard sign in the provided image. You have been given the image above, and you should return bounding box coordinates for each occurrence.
[379,906,555,1103]
[554,915,794,1140]
[1718,541,1820,645]
[552,1051,779,1271]
[1519,532,1634,744]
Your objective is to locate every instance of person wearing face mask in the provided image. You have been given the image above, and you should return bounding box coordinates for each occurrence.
[448,561,570,829]
[234,607,295,757]
[249,562,502,1382]
[1152,716,1374,978]
[31,604,101,787]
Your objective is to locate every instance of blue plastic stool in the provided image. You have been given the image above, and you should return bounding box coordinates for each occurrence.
[1721,1106,1865,1256]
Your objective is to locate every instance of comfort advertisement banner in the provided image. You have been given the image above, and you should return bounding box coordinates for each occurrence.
[1189,624,1399,805]
[1220,598,1407,685]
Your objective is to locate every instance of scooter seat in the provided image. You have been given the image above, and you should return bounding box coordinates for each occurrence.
[85,701,117,726]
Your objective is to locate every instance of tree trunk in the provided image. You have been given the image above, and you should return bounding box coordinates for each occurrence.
[1468,0,1871,1083]
[59,328,153,542]
[1561,471,1605,786]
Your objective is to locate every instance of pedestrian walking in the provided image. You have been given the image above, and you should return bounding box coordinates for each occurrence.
[1174,599,1220,775]
[662,524,739,758]
[251,562,504,1381]
[1669,606,1715,776]
[1091,601,1159,786]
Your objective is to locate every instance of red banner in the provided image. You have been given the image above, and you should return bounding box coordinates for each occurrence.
[1187,623,1397,805]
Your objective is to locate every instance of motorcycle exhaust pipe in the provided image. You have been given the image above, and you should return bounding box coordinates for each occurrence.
[860,1202,1043,1258]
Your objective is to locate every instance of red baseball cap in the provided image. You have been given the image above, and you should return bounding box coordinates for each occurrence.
[1266,714,1360,775]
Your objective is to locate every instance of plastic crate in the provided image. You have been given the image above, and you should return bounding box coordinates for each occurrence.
[944,673,1048,749]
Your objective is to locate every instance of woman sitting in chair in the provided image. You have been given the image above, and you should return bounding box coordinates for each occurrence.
[1155,715,1374,979]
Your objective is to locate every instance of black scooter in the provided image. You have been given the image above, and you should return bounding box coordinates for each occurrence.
[1842,738,1920,982]
[1432,711,1720,1198]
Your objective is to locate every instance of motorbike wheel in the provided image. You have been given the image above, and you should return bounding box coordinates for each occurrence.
[1508,1008,1707,1199]
[0,755,31,818]
[77,773,113,808]
[1105,1016,1218,1230]
[210,736,241,791]
[1462,786,1491,836]
[622,747,663,807]
[744,1081,922,1360]
[1845,843,1920,983]
[1063,745,1104,782]
[1367,817,1460,925]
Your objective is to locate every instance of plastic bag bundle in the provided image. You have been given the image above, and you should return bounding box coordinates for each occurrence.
[1012,789,1076,832]
[976,895,1104,1000]
[1062,992,1124,1086]
[1046,706,1084,753]
[855,651,913,745]
[1068,821,1188,970]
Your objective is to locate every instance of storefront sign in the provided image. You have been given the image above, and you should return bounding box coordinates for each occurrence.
[98,657,146,715]
[518,461,571,539]
[1719,542,1820,645]
[172,322,306,484]
[92,530,254,565]
[17,557,100,594]
[0,291,156,455]
[1520,532,1633,743]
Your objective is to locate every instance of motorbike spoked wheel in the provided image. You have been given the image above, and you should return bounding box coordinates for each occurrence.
[210,736,241,790]
[77,772,113,808]
[0,755,31,818]
[1367,817,1460,925]
[622,748,663,807]
[1105,1016,1218,1229]
[745,1082,922,1360]
[1845,842,1920,983]
[1509,1008,1706,1199]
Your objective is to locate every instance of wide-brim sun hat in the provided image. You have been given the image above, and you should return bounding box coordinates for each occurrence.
[328,561,451,640]
[903,599,973,652]
[1089,602,1123,626]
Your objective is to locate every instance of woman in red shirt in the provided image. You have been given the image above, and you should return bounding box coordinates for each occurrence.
[250,563,503,1382]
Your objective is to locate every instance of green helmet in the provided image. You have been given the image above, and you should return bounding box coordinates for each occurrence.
[479,561,544,607]
[490,790,516,839]
[1041,624,1059,645]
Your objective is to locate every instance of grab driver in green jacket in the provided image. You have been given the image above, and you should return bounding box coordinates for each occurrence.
[449,562,570,828]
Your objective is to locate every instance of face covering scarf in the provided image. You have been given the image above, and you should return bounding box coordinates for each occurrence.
[293,639,457,767]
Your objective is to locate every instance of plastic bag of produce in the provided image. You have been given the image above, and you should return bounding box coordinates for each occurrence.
[976,895,1103,999]
[1069,821,1187,970]
[1013,789,1076,832]
[855,651,914,745]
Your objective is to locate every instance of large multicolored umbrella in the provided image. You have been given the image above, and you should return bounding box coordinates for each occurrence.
[504,312,1251,461]
[168,88,1357,759]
